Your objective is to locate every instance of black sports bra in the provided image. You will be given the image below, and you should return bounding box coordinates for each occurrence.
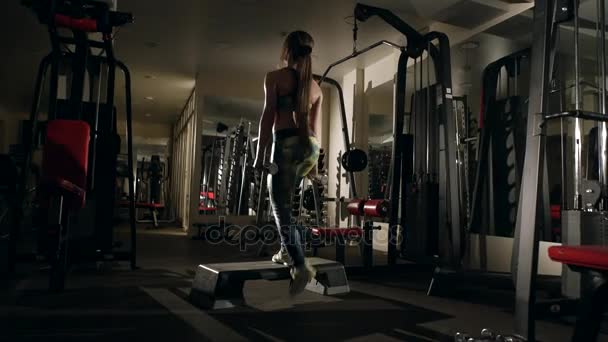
[277,68,298,112]
[277,94,296,111]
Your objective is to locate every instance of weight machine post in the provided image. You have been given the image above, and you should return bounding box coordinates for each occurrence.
[238,122,252,215]
[426,30,463,266]
[388,52,409,265]
[598,0,608,205]
[513,0,554,338]
[117,61,137,270]
[573,0,582,210]
[313,76,358,200]
[15,55,51,273]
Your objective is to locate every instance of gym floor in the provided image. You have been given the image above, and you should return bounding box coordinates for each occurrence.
[2,227,606,342]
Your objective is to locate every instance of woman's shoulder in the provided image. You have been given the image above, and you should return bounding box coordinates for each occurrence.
[267,67,292,76]
[266,68,288,82]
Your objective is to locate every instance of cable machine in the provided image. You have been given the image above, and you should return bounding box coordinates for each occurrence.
[314,3,464,267]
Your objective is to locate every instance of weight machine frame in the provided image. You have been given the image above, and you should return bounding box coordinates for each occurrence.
[15,0,137,271]
[313,3,464,267]
[514,0,608,339]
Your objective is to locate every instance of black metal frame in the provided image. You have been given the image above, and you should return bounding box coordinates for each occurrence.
[514,0,572,339]
[313,75,359,200]
[353,4,463,266]
[14,0,137,275]
[311,4,463,267]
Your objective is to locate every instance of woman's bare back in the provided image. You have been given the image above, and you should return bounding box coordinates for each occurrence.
[269,67,322,133]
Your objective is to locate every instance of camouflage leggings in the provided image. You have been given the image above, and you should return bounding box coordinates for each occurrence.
[268,129,320,267]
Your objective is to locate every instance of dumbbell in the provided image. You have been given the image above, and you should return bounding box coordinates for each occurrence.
[254,163,278,176]
[265,163,278,175]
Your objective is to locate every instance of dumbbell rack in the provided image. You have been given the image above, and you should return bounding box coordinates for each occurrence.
[214,138,228,214]
[226,124,245,214]
[367,146,391,200]
[300,149,329,227]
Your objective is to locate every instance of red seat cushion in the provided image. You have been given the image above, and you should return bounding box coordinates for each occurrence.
[41,120,90,209]
[311,227,364,239]
[548,245,608,272]
[200,191,215,200]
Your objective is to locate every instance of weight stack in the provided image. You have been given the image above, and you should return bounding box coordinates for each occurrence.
[561,210,608,299]
[403,181,439,261]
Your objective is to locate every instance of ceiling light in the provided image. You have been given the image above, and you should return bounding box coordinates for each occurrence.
[145,113,152,117]
[144,74,156,80]
[461,41,480,50]
[145,96,154,101]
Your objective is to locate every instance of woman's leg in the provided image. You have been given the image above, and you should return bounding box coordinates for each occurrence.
[268,138,305,267]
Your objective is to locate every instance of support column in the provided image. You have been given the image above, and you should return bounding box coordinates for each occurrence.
[352,69,368,199]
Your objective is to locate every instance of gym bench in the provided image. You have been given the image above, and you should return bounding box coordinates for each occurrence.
[310,199,388,268]
[549,245,608,342]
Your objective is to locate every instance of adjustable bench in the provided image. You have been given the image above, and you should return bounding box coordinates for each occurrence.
[310,199,388,267]
[190,257,349,309]
[549,245,608,342]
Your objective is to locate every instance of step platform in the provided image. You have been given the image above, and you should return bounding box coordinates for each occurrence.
[190,257,349,309]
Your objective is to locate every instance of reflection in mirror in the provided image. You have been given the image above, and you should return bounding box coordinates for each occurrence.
[199,96,263,217]
[366,81,393,200]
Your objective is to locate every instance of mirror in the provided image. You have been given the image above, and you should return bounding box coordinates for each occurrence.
[365,81,393,200]
[199,96,263,218]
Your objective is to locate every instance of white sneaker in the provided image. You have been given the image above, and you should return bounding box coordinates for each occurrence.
[289,261,316,296]
[272,249,293,266]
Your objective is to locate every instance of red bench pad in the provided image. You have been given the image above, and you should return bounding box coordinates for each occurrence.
[549,245,608,272]
[41,120,90,209]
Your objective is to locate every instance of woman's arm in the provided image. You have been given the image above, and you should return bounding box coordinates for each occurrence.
[254,73,277,168]
[294,89,322,137]
[308,91,323,136]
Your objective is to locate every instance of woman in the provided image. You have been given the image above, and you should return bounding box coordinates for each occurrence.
[253,31,322,295]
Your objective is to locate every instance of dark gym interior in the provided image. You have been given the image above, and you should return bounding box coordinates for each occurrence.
[2,1,608,341]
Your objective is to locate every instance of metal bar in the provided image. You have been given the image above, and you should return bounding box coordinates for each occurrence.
[13,55,51,273]
[59,36,107,49]
[313,75,358,199]
[47,6,61,121]
[515,56,519,97]
[419,50,424,176]
[426,31,463,267]
[388,51,409,265]
[599,0,608,205]
[90,62,104,191]
[69,31,88,121]
[544,109,608,122]
[311,179,323,227]
[513,0,554,339]
[238,122,252,214]
[426,44,431,176]
[354,3,426,56]
[412,57,418,177]
[318,40,404,84]
[116,60,137,270]
[573,0,582,209]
